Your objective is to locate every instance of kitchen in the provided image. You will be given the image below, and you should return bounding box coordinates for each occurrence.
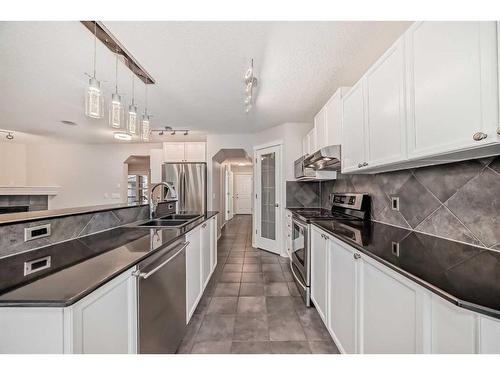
[1,1,500,372]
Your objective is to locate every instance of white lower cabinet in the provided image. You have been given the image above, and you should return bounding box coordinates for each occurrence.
[201,221,211,289]
[186,225,202,323]
[328,236,358,354]
[68,267,137,354]
[312,224,500,354]
[209,216,218,273]
[359,255,425,354]
[0,267,137,354]
[310,227,328,324]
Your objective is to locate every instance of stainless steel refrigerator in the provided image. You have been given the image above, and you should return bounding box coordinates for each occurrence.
[162,162,207,213]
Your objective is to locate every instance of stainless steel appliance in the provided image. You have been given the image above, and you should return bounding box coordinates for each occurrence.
[135,237,189,353]
[290,193,370,306]
[303,145,341,171]
[162,162,207,213]
[294,152,338,181]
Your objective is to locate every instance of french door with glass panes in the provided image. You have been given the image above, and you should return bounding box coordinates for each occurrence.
[254,144,282,254]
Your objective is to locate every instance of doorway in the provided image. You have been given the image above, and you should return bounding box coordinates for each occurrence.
[224,166,234,221]
[234,173,252,214]
[254,142,283,255]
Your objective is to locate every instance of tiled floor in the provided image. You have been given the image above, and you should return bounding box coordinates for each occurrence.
[177,215,340,354]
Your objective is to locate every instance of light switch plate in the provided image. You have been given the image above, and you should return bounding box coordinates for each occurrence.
[391,196,400,211]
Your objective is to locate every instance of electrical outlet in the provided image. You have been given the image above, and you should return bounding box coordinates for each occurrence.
[391,242,400,257]
[391,196,400,211]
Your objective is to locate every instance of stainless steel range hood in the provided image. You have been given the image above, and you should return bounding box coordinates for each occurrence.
[303,145,341,171]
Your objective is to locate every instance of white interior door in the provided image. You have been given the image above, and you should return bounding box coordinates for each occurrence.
[224,168,234,221]
[234,174,252,214]
[254,144,282,254]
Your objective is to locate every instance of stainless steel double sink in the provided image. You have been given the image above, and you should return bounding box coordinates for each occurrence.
[137,214,202,228]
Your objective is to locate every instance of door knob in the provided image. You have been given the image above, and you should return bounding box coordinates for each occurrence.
[473,132,488,141]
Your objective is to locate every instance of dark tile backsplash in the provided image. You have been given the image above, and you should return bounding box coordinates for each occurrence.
[287,156,500,249]
[0,204,151,258]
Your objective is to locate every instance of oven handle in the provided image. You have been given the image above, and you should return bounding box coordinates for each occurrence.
[133,242,189,279]
[290,261,307,291]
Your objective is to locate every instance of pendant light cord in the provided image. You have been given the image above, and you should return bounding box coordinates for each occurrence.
[93,22,97,78]
[115,52,119,94]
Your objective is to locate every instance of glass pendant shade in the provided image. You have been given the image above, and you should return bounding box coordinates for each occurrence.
[127,104,139,135]
[109,93,125,129]
[141,113,151,141]
[85,77,104,118]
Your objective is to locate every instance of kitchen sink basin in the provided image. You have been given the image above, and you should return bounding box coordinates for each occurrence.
[159,214,201,220]
[138,219,190,228]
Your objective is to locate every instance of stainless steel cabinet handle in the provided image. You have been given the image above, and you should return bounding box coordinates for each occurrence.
[473,132,488,141]
[353,253,361,260]
[133,242,189,279]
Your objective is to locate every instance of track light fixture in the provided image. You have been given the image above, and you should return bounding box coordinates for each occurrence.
[150,127,189,137]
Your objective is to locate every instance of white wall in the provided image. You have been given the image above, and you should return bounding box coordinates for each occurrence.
[0,142,27,185]
[25,143,161,209]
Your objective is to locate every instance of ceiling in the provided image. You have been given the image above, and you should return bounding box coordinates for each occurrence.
[0,21,411,144]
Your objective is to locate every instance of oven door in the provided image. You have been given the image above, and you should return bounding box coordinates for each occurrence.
[291,218,308,285]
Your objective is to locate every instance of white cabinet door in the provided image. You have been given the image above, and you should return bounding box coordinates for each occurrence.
[302,136,309,156]
[149,149,164,183]
[328,237,358,354]
[314,107,327,150]
[307,129,316,155]
[200,221,211,290]
[210,216,218,273]
[163,142,186,162]
[324,88,346,146]
[310,227,328,324]
[479,315,500,353]
[359,255,424,354]
[70,268,137,354]
[406,21,499,158]
[341,81,367,173]
[185,142,206,162]
[365,37,407,168]
[431,294,477,353]
[186,226,202,323]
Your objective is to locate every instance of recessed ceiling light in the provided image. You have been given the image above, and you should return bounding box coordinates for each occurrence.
[113,132,132,141]
[61,120,78,126]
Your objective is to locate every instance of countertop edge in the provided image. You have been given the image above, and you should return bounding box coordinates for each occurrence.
[310,221,500,321]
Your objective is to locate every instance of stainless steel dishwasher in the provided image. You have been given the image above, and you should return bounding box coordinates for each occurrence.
[134,236,189,354]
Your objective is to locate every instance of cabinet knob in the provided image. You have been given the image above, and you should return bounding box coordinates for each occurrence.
[353,253,361,260]
[363,162,368,167]
[497,128,500,136]
[473,132,488,141]
[358,163,363,168]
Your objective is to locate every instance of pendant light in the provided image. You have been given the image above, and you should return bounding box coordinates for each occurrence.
[85,22,104,119]
[243,59,258,113]
[141,84,151,142]
[127,74,139,136]
[109,52,125,129]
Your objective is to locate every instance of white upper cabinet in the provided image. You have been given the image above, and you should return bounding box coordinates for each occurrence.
[163,142,206,163]
[163,142,186,162]
[324,88,347,146]
[185,142,206,162]
[313,107,327,150]
[406,21,499,158]
[149,148,164,183]
[341,81,367,173]
[365,36,407,168]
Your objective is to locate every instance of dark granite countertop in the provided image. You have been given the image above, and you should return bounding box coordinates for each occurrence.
[311,218,500,319]
[0,211,218,307]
